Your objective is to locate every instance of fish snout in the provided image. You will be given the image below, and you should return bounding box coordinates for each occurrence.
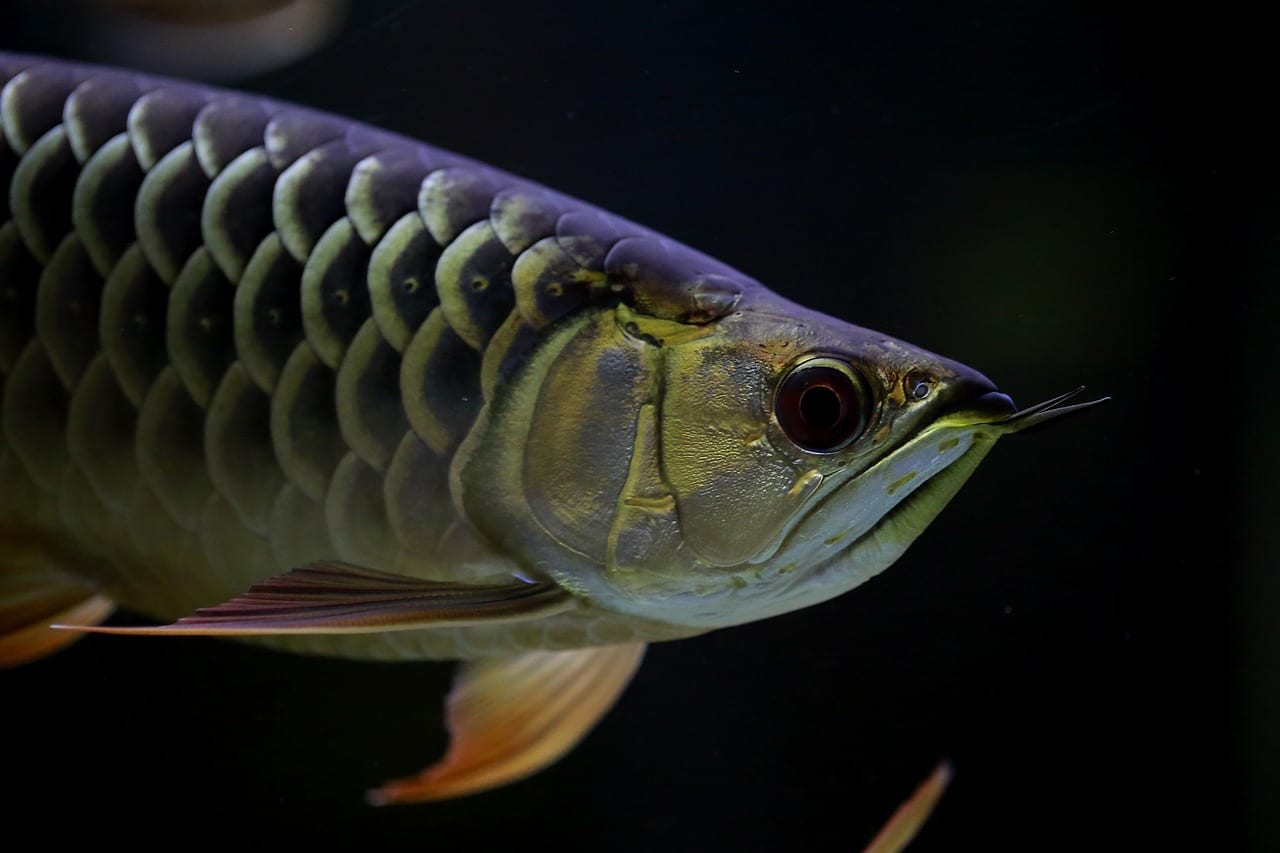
[935,369,1018,424]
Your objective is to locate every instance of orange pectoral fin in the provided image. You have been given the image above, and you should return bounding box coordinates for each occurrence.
[0,534,116,667]
[54,561,571,636]
[863,760,953,853]
[0,592,115,668]
[368,642,647,804]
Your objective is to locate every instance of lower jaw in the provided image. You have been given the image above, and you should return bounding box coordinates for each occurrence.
[597,434,1002,631]
[774,435,1001,614]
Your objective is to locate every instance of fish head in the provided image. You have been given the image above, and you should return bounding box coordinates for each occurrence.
[656,304,1007,561]
[638,301,1000,624]
[461,289,1104,634]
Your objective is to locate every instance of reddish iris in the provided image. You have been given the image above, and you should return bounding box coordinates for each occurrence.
[775,362,869,452]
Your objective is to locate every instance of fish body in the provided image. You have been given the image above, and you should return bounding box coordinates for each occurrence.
[0,51,1102,805]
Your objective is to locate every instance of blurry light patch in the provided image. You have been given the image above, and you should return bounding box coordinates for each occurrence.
[67,0,348,81]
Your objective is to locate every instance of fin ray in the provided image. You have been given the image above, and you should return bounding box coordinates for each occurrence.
[369,642,646,803]
[0,593,114,667]
[0,533,115,667]
[56,560,570,636]
[863,760,953,853]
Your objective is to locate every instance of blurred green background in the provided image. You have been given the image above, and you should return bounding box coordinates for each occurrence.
[2,2,1268,850]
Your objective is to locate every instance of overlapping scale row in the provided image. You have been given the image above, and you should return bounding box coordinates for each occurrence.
[10,124,80,264]
[0,52,664,623]
[74,133,145,277]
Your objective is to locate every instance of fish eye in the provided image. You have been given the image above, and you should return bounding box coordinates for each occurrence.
[775,357,871,453]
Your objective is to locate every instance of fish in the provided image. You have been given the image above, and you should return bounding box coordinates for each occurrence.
[0,49,1105,817]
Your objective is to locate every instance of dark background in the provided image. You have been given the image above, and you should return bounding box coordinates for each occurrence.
[2,2,1269,850]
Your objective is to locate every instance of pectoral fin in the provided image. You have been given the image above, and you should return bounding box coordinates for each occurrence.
[1,590,114,668]
[0,534,115,667]
[54,561,571,636]
[863,760,953,853]
[369,642,646,804]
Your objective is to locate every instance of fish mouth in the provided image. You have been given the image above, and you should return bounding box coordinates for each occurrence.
[938,386,1110,434]
[793,386,1109,594]
[837,386,1110,558]
[750,383,1109,620]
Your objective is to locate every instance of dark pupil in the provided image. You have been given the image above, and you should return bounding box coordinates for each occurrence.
[776,364,867,452]
[800,385,842,429]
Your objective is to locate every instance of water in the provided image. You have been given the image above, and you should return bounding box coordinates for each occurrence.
[0,3,1257,849]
